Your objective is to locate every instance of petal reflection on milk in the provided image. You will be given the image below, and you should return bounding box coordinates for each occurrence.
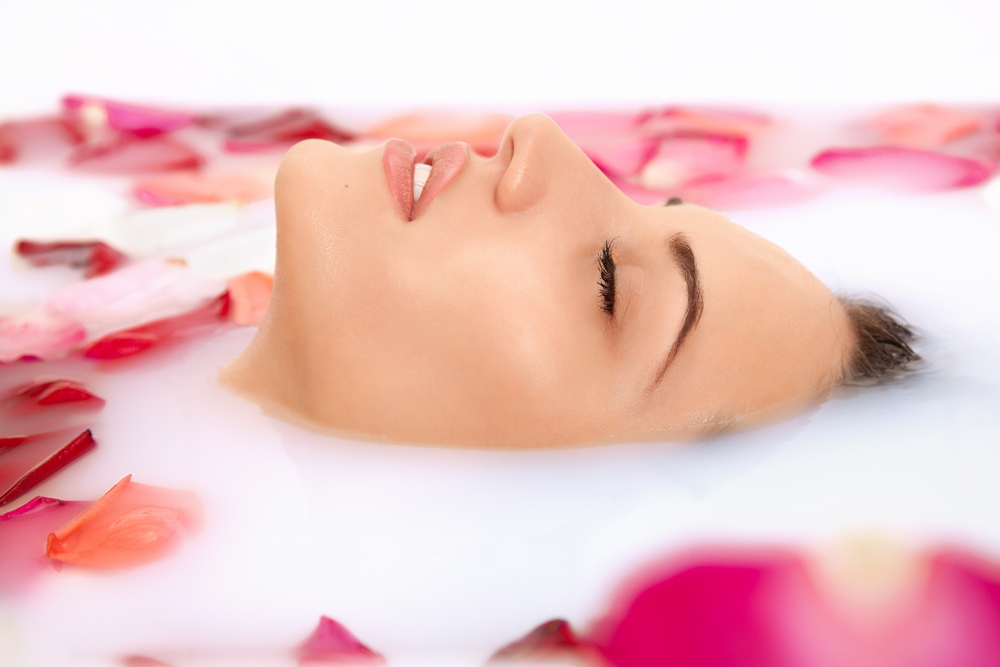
[811,146,993,190]
[294,615,386,665]
[0,496,90,595]
[45,474,203,569]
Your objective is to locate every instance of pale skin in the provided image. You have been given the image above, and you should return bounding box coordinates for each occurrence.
[220,114,853,449]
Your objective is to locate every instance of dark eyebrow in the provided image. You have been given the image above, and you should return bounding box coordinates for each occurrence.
[650,233,704,388]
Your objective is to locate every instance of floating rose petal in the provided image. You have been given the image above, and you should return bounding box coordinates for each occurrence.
[0,117,83,165]
[227,271,273,326]
[8,378,104,408]
[490,619,604,665]
[294,616,386,665]
[45,474,202,569]
[63,95,195,138]
[683,173,825,211]
[16,239,129,278]
[638,107,771,138]
[0,430,96,507]
[366,111,513,157]
[224,109,355,153]
[607,175,679,206]
[639,132,748,191]
[132,171,273,208]
[869,105,984,149]
[0,312,86,363]
[1,377,103,436]
[584,137,660,178]
[0,496,90,594]
[83,292,229,360]
[811,146,993,190]
[69,135,203,174]
[548,111,644,141]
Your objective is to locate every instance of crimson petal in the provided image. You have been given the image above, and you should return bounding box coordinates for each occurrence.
[0,430,96,507]
[224,109,354,153]
[811,146,993,190]
[69,135,203,174]
[16,239,129,278]
[294,616,386,665]
[0,117,83,165]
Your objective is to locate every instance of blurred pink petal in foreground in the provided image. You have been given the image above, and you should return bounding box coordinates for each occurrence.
[638,107,772,138]
[638,133,748,190]
[68,135,203,174]
[869,105,984,148]
[0,430,97,507]
[16,239,129,278]
[83,291,229,360]
[584,137,660,178]
[45,474,202,569]
[489,619,604,665]
[63,94,196,139]
[0,312,86,363]
[0,496,90,594]
[0,117,83,164]
[586,543,1000,667]
[294,615,387,665]
[366,111,514,157]
[811,146,993,190]
[132,171,273,207]
[683,173,825,211]
[224,109,355,153]
[226,271,273,326]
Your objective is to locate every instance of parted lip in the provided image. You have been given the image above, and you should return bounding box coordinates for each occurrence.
[382,139,469,221]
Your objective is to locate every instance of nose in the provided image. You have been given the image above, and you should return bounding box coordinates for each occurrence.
[495,113,577,214]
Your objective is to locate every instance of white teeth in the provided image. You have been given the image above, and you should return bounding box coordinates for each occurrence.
[413,163,432,203]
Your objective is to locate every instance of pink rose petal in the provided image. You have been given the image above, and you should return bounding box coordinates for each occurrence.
[638,107,771,138]
[132,172,273,208]
[365,112,512,157]
[639,132,748,190]
[0,496,90,594]
[0,430,96,508]
[0,117,83,165]
[69,135,203,174]
[45,474,202,569]
[0,312,87,363]
[63,95,195,138]
[682,173,825,211]
[224,109,355,153]
[869,105,984,148]
[294,616,386,665]
[16,239,129,278]
[584,137,660,178]
[811,146,993,190]
[83,292,229,360]
[548,111,644,141]
[489,619,604,665]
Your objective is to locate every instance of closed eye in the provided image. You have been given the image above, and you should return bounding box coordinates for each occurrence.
[598,239,617,316]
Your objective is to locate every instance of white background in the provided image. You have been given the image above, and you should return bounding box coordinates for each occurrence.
[1,0,999,115]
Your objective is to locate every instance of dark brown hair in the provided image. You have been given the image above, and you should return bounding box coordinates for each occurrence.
[838,295,920,385]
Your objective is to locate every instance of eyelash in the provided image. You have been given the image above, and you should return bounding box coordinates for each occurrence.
[598,239,617,316]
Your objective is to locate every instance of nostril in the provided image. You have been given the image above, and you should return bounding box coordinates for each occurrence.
[495,116,555,213]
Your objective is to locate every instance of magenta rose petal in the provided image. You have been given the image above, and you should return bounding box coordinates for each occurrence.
[68,135,203,174]
[0,496,90,595]
[224,109,355,153]
[63,95,195,138]
[811,146,993,190]
[489,619,604,664]
[293,616,387,665]
[16,240,129,278]
[0,430,96,507]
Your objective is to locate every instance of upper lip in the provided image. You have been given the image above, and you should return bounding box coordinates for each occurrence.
[410,142,469,221]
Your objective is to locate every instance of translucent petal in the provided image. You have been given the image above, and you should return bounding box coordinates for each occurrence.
[294,616,386,665]
[0,312,86,363]
[132,171,273,208]
[45,474,202,569]
[811,146,993,190]
[682,173,825,211]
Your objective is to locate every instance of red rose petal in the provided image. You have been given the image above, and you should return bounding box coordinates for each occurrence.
[224,109,355,153]
[45,474,202,569]
[489,619,604,664]
[83,292,229,360]
[0,496,90,594]
[294,616,386,665]
[16,239,129,278]
[69,135,203,174]
[811,146,993,190]
[0,430,97,507]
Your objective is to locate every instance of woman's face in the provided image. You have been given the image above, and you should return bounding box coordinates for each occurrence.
[222,114,852,448]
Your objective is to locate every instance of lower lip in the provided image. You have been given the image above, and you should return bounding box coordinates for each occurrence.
[412,142,468,220]
[382,138,416,218]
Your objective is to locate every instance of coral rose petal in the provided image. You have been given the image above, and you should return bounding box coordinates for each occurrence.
[69,136,203,174]
[639,107,771,138]
[16,239,129,278]
[869,104,984,148]
[226,271,273,326]
[294,616,386,665]
[45,474,202,569]
[0,496,90,594]
[811,146,993,190]
[0,430,97,507]
[132,172,274,208]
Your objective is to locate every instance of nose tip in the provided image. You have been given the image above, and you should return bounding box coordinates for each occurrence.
[495,113,566,214]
